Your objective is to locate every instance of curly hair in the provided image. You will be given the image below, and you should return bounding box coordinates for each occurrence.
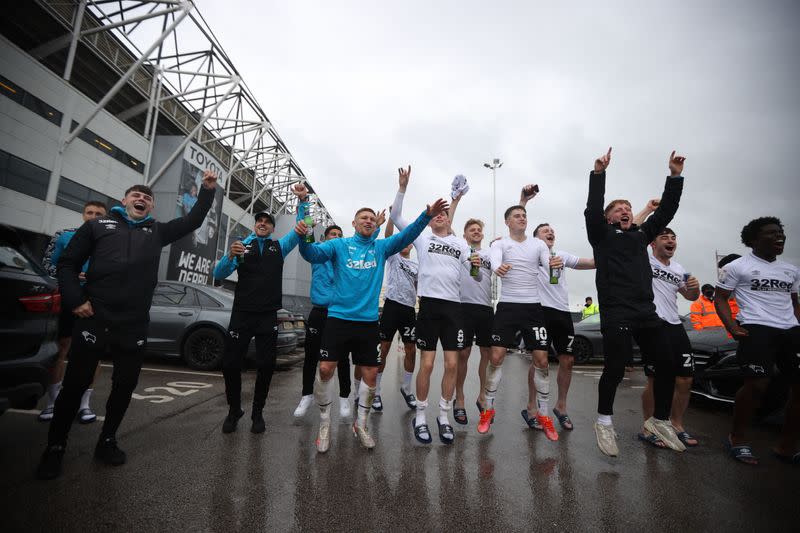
[740,216,782,247]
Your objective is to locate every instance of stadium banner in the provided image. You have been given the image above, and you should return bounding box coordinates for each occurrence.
[165,143,227,285]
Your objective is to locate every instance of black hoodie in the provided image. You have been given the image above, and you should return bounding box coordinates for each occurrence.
[58,185,214,324]
[584,171,683,326]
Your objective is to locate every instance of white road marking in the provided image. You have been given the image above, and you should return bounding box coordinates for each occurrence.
[630,385,645,389]
[99,364,223,378]
[6,408,105,421]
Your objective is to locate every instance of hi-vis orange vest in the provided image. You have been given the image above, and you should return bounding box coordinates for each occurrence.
[690,296,738,330]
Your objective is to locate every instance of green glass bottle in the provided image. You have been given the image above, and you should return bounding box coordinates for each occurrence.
[470,248,480,277]
[549,249,560,284]
[303,214,315,243]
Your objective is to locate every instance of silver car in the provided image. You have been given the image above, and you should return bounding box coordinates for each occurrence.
[148,281,298,370]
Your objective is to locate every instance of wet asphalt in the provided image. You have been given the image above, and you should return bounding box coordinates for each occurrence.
[1,344,797,532]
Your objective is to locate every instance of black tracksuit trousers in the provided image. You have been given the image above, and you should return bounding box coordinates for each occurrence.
[48,317,146,446]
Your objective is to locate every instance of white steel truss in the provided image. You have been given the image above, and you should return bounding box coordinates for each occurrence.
[34,0,334,234]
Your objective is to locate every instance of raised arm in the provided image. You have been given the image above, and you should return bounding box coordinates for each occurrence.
[633,199,660,226]
[448,191,463,233]
[382,198,447,256]
[390,166,412,230]
[639,151,686,241]
[159,170,217,245]
[384,210,395,238]
[584,147,612,245]
[297,225,337,264]
[519,184,538,207]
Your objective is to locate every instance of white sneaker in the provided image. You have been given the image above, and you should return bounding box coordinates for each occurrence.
[594,422,619,457]
[352,422,376,449]
[339,397,352,418]
[644,417,686,452]
[316,421,331,453]
[293,395,313,418]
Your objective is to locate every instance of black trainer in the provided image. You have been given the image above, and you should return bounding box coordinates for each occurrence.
[94,436,126,466]
[222,408,245,433]
[251,410,266,434]
[35,445,66,480]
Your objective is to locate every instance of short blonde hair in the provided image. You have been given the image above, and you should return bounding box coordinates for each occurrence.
[464,218,484,232]
[604,199,631,217]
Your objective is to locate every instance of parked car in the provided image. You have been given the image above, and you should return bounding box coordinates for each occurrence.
[291,312,306,348]
[690,327,788,422]
[0,225,59,415]
[147,281,297,370]
[277,309,296,345]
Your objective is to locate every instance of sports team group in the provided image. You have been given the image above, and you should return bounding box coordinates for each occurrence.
[33,148,800,479]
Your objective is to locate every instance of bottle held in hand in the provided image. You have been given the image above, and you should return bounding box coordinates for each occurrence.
[470,248,480,277]
[549,249,561,284]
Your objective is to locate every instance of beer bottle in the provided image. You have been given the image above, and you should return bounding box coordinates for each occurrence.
[549,249,560,284]
[470,248,480,277]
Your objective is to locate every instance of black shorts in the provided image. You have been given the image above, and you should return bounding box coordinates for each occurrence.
[58,308,76,340]
[415,297,464,351]
[736,324,800,382]
[379,299,416,344]
[319,317,381,367]
[543,307,575,355]
[461,303,494,348]
[491,302,548,351]
[643,322,693,378]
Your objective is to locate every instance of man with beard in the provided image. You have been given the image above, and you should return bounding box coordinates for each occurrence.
[213,183,308,434]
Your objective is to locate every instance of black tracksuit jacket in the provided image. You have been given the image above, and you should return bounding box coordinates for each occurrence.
[584,171,684,326]
[57,186,214,324]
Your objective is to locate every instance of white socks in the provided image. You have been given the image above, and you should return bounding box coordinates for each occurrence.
[485,364,502,408]
[357,385,375,428]
[47,382,61,408]
[533,365,549,415]
[438,397,451,426]
[402,371,413,393]
[415,398,428,427]
[597,414,613,426]
[315,374,333,422]
[375,372,383,396]
[80,389,93,410]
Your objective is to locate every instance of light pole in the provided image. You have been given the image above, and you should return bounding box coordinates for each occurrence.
[483,158,503,240]
[484,157,502,303]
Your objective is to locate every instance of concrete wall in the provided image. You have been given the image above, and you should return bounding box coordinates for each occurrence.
[0,35,148,236]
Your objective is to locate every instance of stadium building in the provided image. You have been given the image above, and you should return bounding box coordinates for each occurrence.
[0,0,332,312]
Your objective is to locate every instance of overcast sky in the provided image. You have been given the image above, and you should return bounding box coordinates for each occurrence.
[201,0,799,312]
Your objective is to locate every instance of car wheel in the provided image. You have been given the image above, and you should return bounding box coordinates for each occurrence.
[182,328,225,370]
[571,336,593,363]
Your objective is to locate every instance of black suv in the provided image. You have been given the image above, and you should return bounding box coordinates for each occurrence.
[0,225,59,415]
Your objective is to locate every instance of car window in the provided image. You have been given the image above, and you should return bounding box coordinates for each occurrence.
[0,243,40,275]
[196,290,222,308]
[152,283,198,307]
[581,313,601,325]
